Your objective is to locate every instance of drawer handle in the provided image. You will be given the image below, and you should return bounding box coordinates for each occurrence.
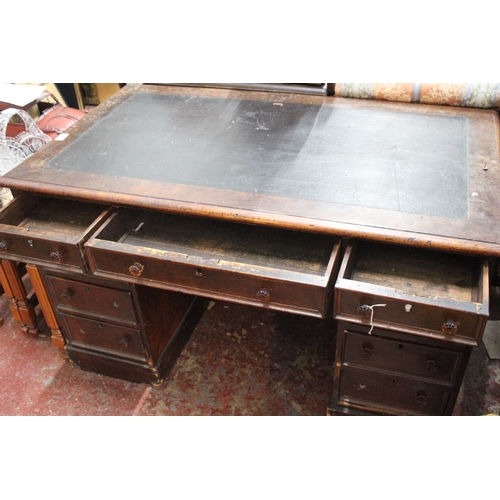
[441,320,458,335]
[50,251,63,263]
[357,304,372,317]
[61,290,73,300]
[256,287,271,302]
[416,391,427,408]
[0,240,9,252]
[119,336,129,349]
[426,359,437,373]
[362,343,373,357]
[129,262,144,277]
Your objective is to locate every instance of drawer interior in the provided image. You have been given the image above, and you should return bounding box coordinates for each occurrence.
[90,208,339,279]
[346,240,484,304]
[0,194,111,240]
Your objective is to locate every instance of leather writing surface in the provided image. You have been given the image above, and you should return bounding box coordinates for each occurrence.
[44,91,468,218]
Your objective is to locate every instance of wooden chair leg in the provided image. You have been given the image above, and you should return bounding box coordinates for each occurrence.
[0,260,39,336]
[0,282,4,327]
[25,264,67,358]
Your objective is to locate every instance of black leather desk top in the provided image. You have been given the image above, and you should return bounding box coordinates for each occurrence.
[2,84,499,255]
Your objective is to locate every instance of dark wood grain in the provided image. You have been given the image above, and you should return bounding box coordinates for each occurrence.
[0,194,114,271]
[85,208,342,318]
[334,240,489,347]
[42,268,203,384]
[331,321,472,416]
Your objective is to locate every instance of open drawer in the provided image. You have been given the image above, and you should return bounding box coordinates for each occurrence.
[85,208,342,317]
[0,194,114,271]
[334,240,489,346]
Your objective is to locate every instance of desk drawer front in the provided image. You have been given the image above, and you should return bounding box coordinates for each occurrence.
[0,233,83,268]
[0,194,113,270]
[90,249,330,316]
[343,330,461,384]
[46,275,137,324]
[86,209,341,317]
[60,314,147,361]
[338,366,450,415]
[334,240,489,345]
[336,288,485,342]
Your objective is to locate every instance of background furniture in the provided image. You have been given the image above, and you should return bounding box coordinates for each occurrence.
[335,83,500,108]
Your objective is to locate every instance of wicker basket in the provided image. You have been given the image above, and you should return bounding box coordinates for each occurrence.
[0,107,51,176]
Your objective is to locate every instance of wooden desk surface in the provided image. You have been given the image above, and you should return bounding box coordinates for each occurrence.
[2,84,500,256]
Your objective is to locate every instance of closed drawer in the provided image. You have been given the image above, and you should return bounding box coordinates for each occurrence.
[46,275,137,324]
[342,330,462,385]
[85,208,342,318]
[334,240,489,345]
[60,314,147,362]
[0,194,113,271]
[338,366,451,415]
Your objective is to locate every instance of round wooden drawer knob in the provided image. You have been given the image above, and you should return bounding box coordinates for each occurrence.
[416,391,428,408]
[119,336,130,348]
[426,359,437,372]
[50,251,63,263]
[129,262,144,277]
[256,287,271,302]
[441,320,458,334]
[0,240,10,252]
[362,343,373,357]
[357,304,372,317]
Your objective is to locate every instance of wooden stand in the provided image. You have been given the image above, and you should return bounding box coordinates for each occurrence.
[0,260,39,336]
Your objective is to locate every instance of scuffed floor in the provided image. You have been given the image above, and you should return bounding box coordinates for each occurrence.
[453,341,500,415]
[1,293,499,416]
[0,298,335,416]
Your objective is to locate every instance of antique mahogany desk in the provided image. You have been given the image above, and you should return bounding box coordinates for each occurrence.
[1,84,499,415]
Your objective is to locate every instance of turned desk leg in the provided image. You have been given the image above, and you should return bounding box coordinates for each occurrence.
[0,260,39,336]
[25,264,67,359]
[0,282,4,328]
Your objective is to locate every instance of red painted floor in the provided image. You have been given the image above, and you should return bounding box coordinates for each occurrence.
[1,292,499,416]
[0,297,335,416]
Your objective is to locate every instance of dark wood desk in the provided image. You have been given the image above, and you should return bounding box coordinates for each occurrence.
[0,84,498,415]
[3,84,500,255]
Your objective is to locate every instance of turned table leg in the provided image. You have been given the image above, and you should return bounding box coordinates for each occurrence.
[0,282,4,327]
[25,264,67,359]
[0,260,39,336]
